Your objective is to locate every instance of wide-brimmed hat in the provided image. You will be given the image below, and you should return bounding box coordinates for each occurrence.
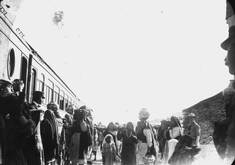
[221,26,235,50]
[138,108,150,121]
[188,113,196,118]
[226,1,235,20]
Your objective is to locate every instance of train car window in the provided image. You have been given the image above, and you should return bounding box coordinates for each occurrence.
[65,94,69,108]
[54,85,60,105]
[46,86,49,104]
[7,48,15,78]
[47,79,54,103]
[60,90,65,110]
[69,97,72,105]
[38,73,45,92]
[20,56,27,89]
[65,99,68,109]
[29,69,36,103]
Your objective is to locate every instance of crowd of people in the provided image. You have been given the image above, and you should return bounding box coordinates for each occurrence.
[0,80,203,165]
[1,0,235,165]
[0,78,94,165]
[0,76,233,165]
[93,108,202,165]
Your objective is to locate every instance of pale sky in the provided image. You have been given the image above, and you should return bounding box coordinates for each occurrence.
[14,0,233,125]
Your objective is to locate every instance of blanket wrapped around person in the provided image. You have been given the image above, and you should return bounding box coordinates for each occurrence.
[168,135,201,165]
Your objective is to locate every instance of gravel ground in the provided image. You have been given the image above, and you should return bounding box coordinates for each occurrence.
[191,144,227,165]
[91,144,233,165]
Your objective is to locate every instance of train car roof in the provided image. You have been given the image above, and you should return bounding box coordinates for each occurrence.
[26,42,80,101]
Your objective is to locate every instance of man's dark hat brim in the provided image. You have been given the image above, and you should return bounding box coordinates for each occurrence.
[33,91,45,99]
[226,1,235,19]
[221,26,235,50]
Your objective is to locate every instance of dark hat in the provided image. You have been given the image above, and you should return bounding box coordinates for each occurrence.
[0,79,14,97]
[33,91,45,99]
[221,26,235,50]
[226,0,235,20]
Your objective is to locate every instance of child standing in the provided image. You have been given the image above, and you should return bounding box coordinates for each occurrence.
[102,134,116,165]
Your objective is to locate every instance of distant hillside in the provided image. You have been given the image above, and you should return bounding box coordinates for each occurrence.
[182,92,226,144]
[148,112,184,126]
[171,111,184,119]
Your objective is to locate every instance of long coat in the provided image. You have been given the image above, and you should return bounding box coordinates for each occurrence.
[41,110,59,163]
[117,130,138,165]
[0,93,35,165]
[23,110,44,165]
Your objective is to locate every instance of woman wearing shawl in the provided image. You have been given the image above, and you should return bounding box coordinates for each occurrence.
[47,101,65,165]
[117,122,138,165]
[41,109,59,165]
[69,108,92,165]
[162,116,182,165]
[102,134,116,165]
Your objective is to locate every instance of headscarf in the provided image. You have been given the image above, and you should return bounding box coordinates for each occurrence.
[107,122,116,132]
[70,109,88,134]
[102,134,114,147]
[66,105,75,115]
[43,110,59,142]
[126,122,135,133]
[47,101,61,118]
[73,109,86,122]
[170,116,182,128]
[126,122,135,137]
[47,101,59,112]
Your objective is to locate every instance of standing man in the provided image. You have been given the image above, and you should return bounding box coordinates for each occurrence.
[219,1,235,164]
[186,113,200,148]
[23,91,46,165]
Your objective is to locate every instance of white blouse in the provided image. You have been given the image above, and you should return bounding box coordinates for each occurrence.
[169,126,182,139]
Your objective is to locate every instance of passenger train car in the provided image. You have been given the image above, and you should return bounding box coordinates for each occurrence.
[0,0,84,111]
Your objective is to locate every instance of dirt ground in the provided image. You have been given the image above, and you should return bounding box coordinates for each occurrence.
[191,143,226,165]
[91,143,232,165]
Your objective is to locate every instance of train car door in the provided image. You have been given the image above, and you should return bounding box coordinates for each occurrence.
[20,56,28,91]
[20,54,36,102]
[28,68,36,103]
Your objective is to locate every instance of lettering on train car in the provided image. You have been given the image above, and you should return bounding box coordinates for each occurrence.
[0,4,7,16]
[16,28,25,38]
